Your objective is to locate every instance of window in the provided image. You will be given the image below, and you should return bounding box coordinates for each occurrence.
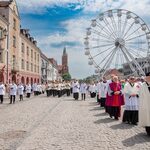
[13,36,16,47]
[31,63,33,72]
[0,28,2,39]
[31,49,33,60]
[27,46,29,56]
[34,65,36,72]
[0,52,2,63]
[37,54,39,62]
[12,55,15,69]
[37,66,39,73]
[26,61,29,71]
[21,59,24,69]
[21,43,24,53]
[34,52,36,61]
[13,18,16,30]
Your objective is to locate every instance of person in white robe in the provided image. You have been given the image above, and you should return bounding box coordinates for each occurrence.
[32,83,38,96]
[96,80,102,103]
[73,80,80,100]
[99,77,107,107]
[17,83,24,101]
[122,77,140,125]
[80,82,87,100]
[0,81,5,104]
[139,80,150,135]
[89,82,96,98]
[9,81,17,104]
[26,83,32,98]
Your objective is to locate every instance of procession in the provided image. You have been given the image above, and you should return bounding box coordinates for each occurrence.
[1,0,150,149]
[0,73,150,138]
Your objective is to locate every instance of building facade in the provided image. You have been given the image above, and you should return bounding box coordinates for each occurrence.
[0,0,21,83]
[0,0,61,84]
[19,29,41,84]
[123,57,150,76]
[0,15,8,83]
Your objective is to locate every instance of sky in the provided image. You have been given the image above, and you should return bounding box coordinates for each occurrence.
[16,0,150,79]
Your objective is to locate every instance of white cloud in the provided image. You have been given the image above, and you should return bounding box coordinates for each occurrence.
[16,0,150,16]
[37,17,94,78]
[16,0,150,78]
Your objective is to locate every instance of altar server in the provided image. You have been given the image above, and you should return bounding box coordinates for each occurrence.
[122,76,140,125]
[26,83,32,98]
[73,80,80,100]
[17,83,24,101]
[99,77,107,107]
[0,81,5,104]
[9,81,17,104]
[80,82,87,100]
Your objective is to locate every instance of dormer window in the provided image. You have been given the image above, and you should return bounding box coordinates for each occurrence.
[13,18,16,30]
[0,27,3,39]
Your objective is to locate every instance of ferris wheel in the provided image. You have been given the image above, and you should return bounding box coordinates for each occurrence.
[84,9,150,77]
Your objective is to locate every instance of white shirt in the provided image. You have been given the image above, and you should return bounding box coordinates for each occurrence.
[73,82,80,93]
[89,84,96,93]
[32,83,38,91]
[10,84,17,95]
[80,83,87,94]
[98,81,107,98]
[18,85,24,95]
[0,84,5,95]
[26,84,31,93]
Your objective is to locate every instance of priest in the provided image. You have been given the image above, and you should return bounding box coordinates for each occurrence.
[107,76,124,120]
[139,79,150,135]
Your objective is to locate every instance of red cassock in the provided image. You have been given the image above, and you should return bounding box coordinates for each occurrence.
[106,82,124,107]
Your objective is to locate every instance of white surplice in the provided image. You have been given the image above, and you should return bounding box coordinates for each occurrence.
[123,82,140,110]
[139,82,150,127]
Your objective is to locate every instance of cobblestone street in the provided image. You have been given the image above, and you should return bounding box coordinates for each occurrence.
[0,95,150,150]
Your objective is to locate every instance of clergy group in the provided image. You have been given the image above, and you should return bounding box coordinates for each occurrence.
[71,75,150,136]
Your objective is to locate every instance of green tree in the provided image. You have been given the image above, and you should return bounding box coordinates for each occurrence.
[62,73,71,81]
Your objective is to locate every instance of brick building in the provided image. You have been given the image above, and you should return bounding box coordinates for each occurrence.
[58,47,69,75]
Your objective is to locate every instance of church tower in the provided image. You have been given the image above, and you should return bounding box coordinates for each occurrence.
[62,47,69,74]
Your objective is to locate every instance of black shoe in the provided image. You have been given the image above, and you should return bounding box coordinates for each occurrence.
[115,117,119,120]
[109,115,112,118]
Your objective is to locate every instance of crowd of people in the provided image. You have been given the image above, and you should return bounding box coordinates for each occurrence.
[70,75,150,136]
[0,81,46,104]
[0,75,150,136]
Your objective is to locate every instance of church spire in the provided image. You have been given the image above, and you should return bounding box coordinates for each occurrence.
[63,47,67,55]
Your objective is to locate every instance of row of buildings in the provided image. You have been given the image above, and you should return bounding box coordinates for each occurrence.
[0,0,69,84]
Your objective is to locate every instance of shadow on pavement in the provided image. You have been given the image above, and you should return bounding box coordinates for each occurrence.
[110,123,134,130]
[89,107,102,111]
[94,118,117,124]
[122,133,150,147]
[88,102,99,106]
[63,99,77,101]
[94,112,107,117]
